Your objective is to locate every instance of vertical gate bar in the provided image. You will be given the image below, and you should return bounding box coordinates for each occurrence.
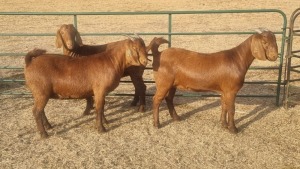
[276,31,285,106]
[283,8,300,108]
[284,57,292,108]
[73,15,78,28]
[168,14,172,47]
[284,27,293,108]
[276,31,286,106]
[275,12,287,106]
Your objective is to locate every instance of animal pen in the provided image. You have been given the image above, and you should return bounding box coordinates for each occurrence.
[0,9,288,106]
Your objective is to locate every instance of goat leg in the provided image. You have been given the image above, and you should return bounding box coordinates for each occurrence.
[220,94,228,128]
[227,109,238,134]
[224,93,238,133]
[33,102,49,138]
[94,92,107,133]
[137,83,146,112]
[82,97,94,116]
[165,87,180,121]
[129,72,146,112]
[41,111,53,130]
[152,98,161,128]
[102,107,108,124]
[153,91,168,128]
[131,94,139,106]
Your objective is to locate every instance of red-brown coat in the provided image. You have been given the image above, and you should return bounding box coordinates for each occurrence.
[25,38,148,138]
[56,24,147,112]
[149,30,278,133]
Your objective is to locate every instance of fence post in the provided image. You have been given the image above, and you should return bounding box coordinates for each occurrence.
[168,14,172,47]
[73,15,78,28]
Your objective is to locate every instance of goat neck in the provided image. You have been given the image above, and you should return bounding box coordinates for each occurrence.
[106,41,128,75]
[229,35,256,72]
[63,42,81,57]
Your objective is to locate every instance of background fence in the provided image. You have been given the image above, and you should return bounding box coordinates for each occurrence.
[0,9,287,105]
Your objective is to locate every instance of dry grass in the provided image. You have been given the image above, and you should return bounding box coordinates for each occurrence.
[1,0,300,168]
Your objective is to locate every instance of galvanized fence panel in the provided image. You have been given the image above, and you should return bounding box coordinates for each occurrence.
[0,10,287,105]
[283,8,300,108]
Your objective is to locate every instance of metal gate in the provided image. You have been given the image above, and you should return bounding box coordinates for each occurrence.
[283,8,300,108]
[0,10,287,105]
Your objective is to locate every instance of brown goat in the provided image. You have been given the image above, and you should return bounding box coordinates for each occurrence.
[149,29,278,133]
[56,24,146,112]
[24,38,148,138]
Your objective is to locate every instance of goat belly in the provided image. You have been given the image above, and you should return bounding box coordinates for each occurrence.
[52,90,93,99]
[176,84,215,92]
[174,74,221,92]
[52,83,93,99]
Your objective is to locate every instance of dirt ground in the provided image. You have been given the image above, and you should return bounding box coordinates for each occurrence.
[0,0,300,168]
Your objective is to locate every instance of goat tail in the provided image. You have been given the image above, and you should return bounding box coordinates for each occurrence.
[25,48,47,67]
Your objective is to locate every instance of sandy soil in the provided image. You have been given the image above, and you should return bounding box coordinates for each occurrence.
[0,0,300,168]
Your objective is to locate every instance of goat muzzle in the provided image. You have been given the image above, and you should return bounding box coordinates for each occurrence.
[266,48,278,61]
[267,54,278,61]
[66,41,74,50]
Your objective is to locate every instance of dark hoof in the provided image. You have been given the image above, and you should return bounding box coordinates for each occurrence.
[130,101,138,107]
[44,124,53,130]
[138,105,145,112]
[40,132,49,139]
[102,118,109,124]
[153,123,161,129]
[228,126,238,134]
[82,111,91,116]
[221,121,228,129]
[173,115,181,122]
[97,127,107,133]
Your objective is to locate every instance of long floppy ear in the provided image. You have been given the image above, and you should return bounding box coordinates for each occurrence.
[127,45,138,58]
[70,24,83,46]
[125,45,139,66]
[251,34,267,60]
[75,29,83,46]
[55,29,63,48]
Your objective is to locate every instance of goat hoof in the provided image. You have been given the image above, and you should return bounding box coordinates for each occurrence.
[97,127,107,133]
[138,105,145,112]
[153,123,161,129]
[228,126,238,134]
[102,119,109,124]
[173,115,181,122]
[44,124,53,130]
[82,111,92,116]
[130,101,138,106]
[221,122,228,129]
[40,132,49,139]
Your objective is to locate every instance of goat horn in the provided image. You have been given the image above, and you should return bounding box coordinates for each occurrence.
[254,28,263,34]
[262,27,269,32]
[255,27,270,33]
[123,34,135,41]
[134,33,141,39]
